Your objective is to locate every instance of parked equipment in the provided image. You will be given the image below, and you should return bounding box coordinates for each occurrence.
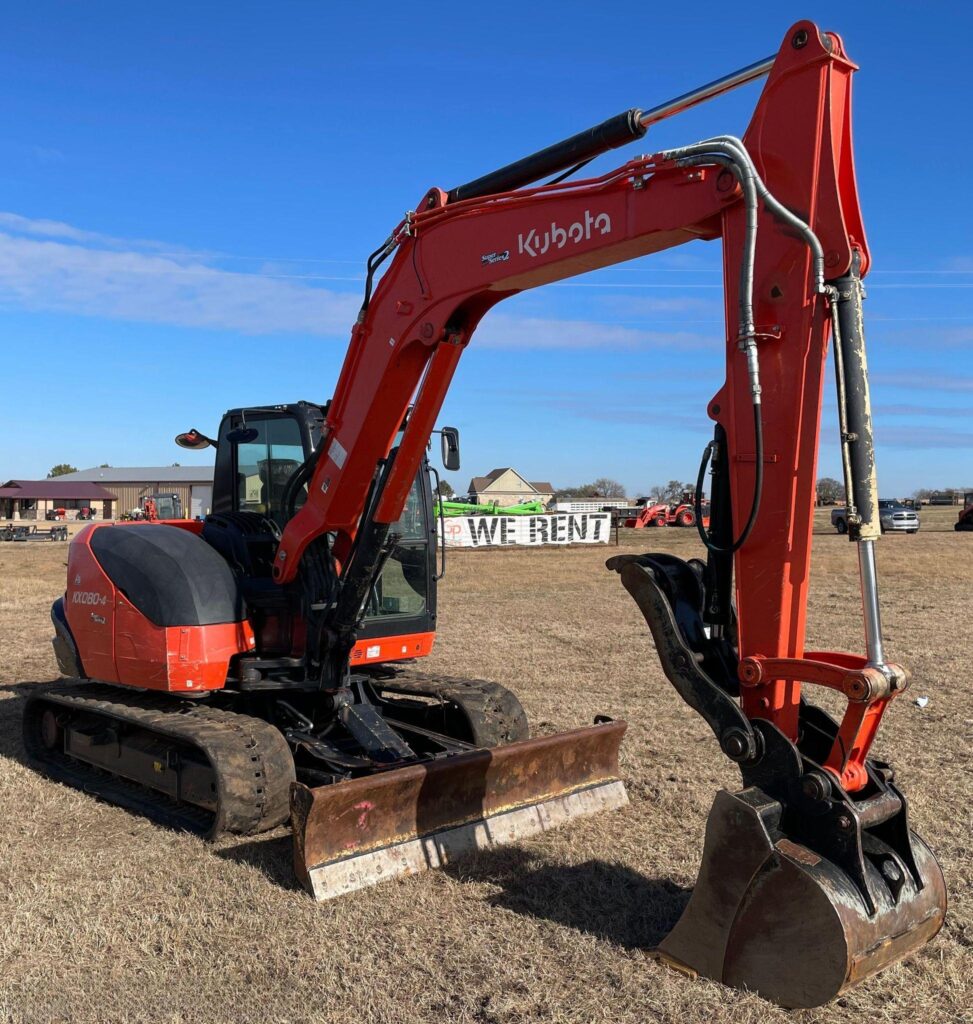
[956,492,973,531]
[141,493,182,521]
[121,494,183,521]
[436,498,547,516]
[31,402,626,894]
[622,497,702,528]
[624,501,675,528]
[2,524,68,541]
[497,500,547,515]
[436,498,501,516]
[834,499,920,535]
[28,21,944,1008]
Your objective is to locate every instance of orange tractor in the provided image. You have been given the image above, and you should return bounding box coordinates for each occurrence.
[622,495,709,528]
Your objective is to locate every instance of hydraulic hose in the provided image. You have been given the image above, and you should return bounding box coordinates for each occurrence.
[664,143,759,337]
[663,141,761,553]
[709,135,826,293]
[659,135,830,554]
[694,406,763,554]
[358,235,398,320]
[282,443,322,522]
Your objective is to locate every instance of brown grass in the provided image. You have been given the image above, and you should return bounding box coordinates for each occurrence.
[0,510,970,1023]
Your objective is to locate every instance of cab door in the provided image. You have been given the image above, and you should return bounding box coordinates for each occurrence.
[354,464,437,664]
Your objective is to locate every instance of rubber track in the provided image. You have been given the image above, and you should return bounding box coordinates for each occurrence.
[23,683,294,839]
[375,672,530,747]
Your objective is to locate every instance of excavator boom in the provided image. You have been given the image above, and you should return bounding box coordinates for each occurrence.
[281,20,945,1007]
[277,20,867,757]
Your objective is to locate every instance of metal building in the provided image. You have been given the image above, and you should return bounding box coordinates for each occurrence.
[54,466,215,519]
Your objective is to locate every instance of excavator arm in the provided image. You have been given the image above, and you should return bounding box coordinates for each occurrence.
[279,21,945,1006]
[279,22,876,772]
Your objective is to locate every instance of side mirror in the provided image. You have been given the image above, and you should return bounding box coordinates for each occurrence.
[175,429,217,450]
[226,426,260,444]
[440,426,461,471]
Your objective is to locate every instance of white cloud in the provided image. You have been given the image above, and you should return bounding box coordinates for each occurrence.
[476,311,715,350]
[0,211,726,347]
[878,426,973,450]
[871,371,973,393]
[0,228,361,335]
[0,210,195,254]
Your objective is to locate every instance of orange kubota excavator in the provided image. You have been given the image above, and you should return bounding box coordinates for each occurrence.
[25,21,946,1009]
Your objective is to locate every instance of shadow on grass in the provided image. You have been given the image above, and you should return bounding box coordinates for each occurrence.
[2,679,304,892]
[0,682,42,766]
[0,680,89,767]
[444,845,690,949]
[218,835,691,941]
[215,833,304,891]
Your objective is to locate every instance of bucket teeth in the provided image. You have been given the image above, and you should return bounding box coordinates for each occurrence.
[656,787,947,1008]
[291,720,628,901]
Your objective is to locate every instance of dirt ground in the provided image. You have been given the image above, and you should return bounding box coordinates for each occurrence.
[0,510,970,1024]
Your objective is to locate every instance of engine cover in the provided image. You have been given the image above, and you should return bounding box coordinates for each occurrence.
[61,523,254,692]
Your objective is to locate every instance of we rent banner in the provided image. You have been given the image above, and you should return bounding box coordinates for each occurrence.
[439,513,611,548]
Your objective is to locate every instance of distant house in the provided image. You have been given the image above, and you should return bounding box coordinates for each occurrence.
[467,468,554,507]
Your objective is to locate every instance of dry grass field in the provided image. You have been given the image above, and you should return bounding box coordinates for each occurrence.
[0,511,970,1023]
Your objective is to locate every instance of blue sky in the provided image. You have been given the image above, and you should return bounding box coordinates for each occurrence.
[2,2,971,496]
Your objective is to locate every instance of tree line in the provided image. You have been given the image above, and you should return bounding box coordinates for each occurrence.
[817,480,973,505]
[402,475,972,507]
[554,479,697,504]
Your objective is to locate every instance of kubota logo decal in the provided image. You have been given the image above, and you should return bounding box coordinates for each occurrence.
[72,591,108,606]
[517,210,612,258]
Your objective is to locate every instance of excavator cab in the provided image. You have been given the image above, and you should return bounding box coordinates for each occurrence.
[211,402,321,526]
[202,401,439,664]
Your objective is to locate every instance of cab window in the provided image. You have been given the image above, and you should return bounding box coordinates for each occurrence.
[233,417,307,527]
[364,472,428,619]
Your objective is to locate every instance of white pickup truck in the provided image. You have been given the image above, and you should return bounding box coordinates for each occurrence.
[831,500,920,534]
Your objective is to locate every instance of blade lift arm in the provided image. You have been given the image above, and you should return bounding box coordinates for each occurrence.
[276,22,903,824]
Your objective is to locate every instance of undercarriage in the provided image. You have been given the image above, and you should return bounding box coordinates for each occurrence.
[22,670,534,839]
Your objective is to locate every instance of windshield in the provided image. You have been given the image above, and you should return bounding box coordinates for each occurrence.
[234,416,307,527]
[363,471,428,620]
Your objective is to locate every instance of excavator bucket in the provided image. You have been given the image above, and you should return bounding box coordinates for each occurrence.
[610,553,947,1007]
[291,720,627,900]
[654,788,947,1008]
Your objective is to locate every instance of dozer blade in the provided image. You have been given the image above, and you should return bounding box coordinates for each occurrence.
[291,719,627,900]
[655,788,947,1009]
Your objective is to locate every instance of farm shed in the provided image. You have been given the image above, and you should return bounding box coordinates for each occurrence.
[0,480,117,521]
